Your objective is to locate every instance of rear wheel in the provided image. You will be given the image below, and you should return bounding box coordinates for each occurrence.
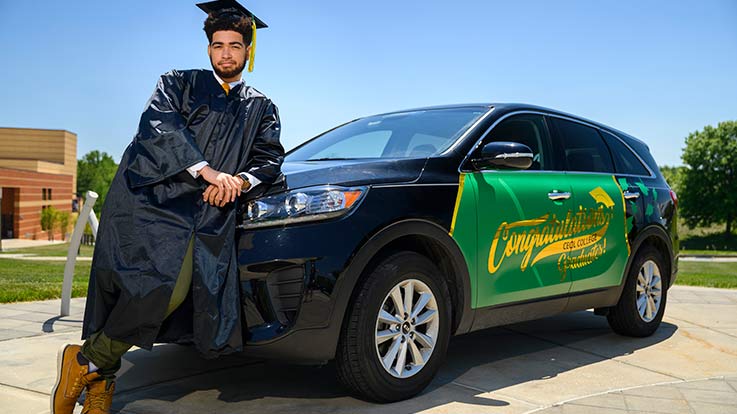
[335,251,451,402]
[607,246,668,337]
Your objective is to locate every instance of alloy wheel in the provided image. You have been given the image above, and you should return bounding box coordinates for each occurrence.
[636,259,663,322]
[374,279,440,379]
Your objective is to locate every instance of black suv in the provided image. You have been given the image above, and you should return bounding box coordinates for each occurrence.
[236,103,678,402]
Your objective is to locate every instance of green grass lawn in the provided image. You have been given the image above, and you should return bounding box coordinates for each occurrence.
[675,261,737,289]
[678,222,737,251]
[0,259,91,303]
[0,243,95,257]
[0,231,735,304]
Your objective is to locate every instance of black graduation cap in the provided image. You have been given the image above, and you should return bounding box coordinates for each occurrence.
[196,0,268,29]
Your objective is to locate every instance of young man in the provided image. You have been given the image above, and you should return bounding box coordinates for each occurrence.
[51,3,284,413]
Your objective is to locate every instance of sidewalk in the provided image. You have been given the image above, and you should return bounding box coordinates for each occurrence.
[679,255,737,262]
[0,253,92,261]
[1,286,736,413]
[0,239,66,250]
[0,298,85,342]
[534,377,737,413]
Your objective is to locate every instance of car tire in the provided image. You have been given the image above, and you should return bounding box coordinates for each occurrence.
[335,251,452,402]
[607,245,668,337]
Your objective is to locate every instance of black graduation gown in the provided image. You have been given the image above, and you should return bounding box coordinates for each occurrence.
[82,69,284,358]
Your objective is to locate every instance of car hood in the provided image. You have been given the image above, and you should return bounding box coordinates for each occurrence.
[275,158,428,191]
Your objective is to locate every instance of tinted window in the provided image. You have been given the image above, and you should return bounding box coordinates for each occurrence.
[481,114,551,170]
[308,131,392,159]
[601,131,650,176]
[405,133,453,157]
[619,134,661,175]
[287,108,486,161]
[553,118,614,173]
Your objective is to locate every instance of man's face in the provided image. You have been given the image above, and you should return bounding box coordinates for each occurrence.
[208,30,249,81]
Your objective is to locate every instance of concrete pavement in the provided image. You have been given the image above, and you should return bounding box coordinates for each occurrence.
[0,239,65,250]
[679,256,737,262]
[1,286,736,413]
[0,253,92,261]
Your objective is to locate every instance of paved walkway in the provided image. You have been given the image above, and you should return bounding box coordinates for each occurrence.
[535,377,737,413]
[680,256,737,262]
[0,239,65,250]
[1,286,736,413]
[0,253,92,261]
[0,238,92,261]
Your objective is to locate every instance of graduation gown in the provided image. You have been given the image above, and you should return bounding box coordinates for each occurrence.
[82,69,284,358]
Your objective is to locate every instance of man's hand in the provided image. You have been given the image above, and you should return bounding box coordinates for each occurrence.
[202,176,248,207]
[203,184,222,206]
[200,166,240,205]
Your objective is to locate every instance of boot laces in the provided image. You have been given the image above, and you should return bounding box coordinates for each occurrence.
[85,382,113,412]
[71,372,92,396]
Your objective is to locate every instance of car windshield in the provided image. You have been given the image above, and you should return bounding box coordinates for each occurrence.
[287,107,487,161]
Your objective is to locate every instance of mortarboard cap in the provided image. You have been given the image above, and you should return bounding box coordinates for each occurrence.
[196,0,268,28]
[197,0,267,72]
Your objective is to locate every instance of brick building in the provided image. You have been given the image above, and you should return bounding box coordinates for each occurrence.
[0,127,77,240]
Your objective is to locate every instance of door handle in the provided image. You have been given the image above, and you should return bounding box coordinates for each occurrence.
[623,191,640,200]
[548,191,571,201]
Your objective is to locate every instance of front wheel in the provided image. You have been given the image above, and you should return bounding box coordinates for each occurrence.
[607,246,668,337]
[335,251,452,402]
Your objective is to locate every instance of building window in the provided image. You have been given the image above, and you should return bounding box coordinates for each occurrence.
[42,188,47,200]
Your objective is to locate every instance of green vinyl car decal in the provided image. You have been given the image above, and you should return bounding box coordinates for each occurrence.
[450,172,629,308]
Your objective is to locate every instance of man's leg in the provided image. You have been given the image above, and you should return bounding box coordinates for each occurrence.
[51,237,194,414]
[81,236,194,378]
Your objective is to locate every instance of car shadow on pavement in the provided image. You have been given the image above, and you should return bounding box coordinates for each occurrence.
[109,310,677,413]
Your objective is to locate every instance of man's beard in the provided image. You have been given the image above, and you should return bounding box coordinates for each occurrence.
[211,57,246,80]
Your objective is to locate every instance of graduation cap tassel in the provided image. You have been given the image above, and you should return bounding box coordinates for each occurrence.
[248,17,257,72]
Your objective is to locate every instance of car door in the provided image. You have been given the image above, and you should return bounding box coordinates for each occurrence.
[549,117,630,292]
[600,130,651,245]
[457,113,574,308]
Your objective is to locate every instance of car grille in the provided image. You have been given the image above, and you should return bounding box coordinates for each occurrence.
[266,266,304,325]
[240,261,306,329]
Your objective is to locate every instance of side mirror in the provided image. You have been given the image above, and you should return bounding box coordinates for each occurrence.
[471,141,533,170]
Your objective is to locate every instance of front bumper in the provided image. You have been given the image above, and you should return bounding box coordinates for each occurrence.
[236,216,362,361]
[235,187,400,362]
[234,184,459,361]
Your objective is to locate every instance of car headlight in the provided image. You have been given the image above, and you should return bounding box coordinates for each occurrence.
[239,185,368,229]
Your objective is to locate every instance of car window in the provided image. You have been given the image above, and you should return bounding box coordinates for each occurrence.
[403,133,452,157]
[480,114,551,170]
[287,108,486,161]
[618,133,661,175]
[600,131,650,176]
[552,118,614,173]
[308,131,392,159]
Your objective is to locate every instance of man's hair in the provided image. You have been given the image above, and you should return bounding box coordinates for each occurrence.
[203,9,253,45]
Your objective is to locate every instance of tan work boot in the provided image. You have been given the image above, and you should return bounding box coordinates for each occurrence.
[50,344,101,414]
[82,379,115,414]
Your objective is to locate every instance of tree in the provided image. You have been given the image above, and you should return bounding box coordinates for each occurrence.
[58,211,71,241]
[41,206,59,241]
[659,165,684,194]
[680,120,737,238]
[77,151,118,213]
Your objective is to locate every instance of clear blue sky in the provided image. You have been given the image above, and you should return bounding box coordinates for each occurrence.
[1,0,736,166]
